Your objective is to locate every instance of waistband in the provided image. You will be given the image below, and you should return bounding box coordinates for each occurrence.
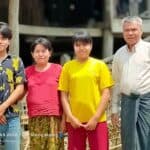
[122,92,150,99]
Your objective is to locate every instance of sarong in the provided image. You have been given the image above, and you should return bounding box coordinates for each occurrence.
[28,116,64,150]
[121,92,150,150]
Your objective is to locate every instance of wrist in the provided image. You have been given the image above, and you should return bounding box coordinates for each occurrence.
[68,114,75,121]
[93,114,99,122]
[1,102,9,110]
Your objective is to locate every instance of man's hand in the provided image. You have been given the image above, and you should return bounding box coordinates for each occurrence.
[0,115,7,124]
[111,113,120,127]
[0,104,7,124]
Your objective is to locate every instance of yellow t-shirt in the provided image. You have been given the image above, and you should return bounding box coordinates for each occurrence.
[58,57,114,123]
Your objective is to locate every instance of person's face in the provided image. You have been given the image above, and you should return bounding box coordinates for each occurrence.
[31,44,52,65]
[73,41,92,61]
[123,21,143,48]
[0,34,10,53]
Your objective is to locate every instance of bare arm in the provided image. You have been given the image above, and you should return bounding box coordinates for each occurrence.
[17,84,27,101]
[3,84,25,107]
[0,84,24,124]
[61,91,83,128]
[84,88,111,130]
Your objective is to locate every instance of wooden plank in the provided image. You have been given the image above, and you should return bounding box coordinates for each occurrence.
[19,24,102,37]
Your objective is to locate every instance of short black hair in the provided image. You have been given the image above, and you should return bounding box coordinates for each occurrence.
[0,22,12,40]
[31,37,53,52]
[72,31,92,44]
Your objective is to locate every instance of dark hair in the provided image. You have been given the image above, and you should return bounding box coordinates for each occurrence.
[0,22,12,40]
[72,31,92,44]
[31,37,53,52]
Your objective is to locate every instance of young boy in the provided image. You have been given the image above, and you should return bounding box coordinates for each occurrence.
[0,23,25,150]
[59,31,114,150]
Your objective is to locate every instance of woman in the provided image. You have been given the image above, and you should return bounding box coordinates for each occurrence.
[25,37,65,150]
[59,31,114,150]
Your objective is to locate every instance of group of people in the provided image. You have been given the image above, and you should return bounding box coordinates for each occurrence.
[0,15,149,150]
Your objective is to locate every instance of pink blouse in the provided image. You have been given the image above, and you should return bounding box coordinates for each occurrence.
[25,63,62,118]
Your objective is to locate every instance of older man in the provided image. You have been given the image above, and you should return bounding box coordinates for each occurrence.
[111,16,150,150]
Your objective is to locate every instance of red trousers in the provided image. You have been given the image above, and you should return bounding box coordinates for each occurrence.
[67,122,108,150]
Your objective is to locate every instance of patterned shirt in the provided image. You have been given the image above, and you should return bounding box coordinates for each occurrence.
[0,55,25,118]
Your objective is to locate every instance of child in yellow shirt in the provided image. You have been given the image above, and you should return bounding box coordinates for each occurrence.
[59,31,114,150]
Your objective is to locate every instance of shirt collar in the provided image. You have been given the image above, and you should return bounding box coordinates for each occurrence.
[0,54,11,63]
[126,39,142,53]
[134,39,143,51]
